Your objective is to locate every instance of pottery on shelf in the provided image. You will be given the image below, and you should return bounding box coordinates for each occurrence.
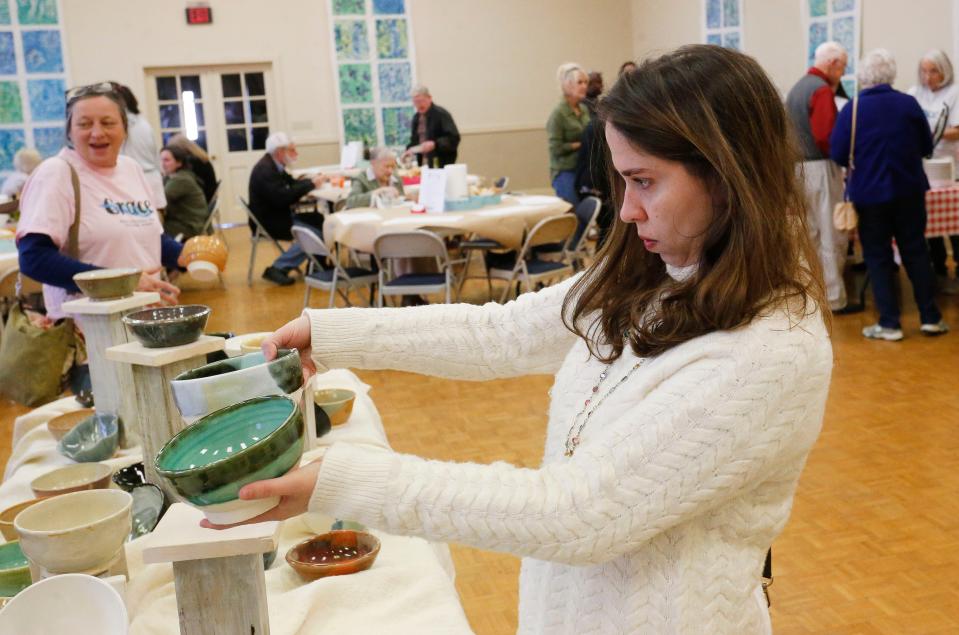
[30,462,113,498]
[14,489,132,576]
[285,530,381,581]
[180,235,228,282]
[170,348,303,421]
[72,268,140,301]
[129,484,165,540]
[0,541,31,599]
[0,499,44,541]
[312,388,356,437]
[122,304,211,348]
[154,395,304,524]
[111,461,148,491]
[57,412,119,462]
[0,573,128,634]
[46,409,94,441]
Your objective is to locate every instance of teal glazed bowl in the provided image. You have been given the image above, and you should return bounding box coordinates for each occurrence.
[122,305,211,348]
[170,348,303,421]
[57,412,119,462]
[154,396,304,525]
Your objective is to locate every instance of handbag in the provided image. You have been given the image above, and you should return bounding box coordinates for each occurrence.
[0,160,82,406]
[833,96,859,232]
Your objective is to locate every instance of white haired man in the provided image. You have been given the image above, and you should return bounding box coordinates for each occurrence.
[786,41,858,314]
[403,86,460,168]
[248,132,328,285]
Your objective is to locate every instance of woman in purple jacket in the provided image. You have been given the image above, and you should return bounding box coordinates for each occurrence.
[830,49,947,341]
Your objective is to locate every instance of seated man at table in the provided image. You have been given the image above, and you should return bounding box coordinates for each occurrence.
[403,86,460,168]
[249,132,328,286]
[345,147,406,209]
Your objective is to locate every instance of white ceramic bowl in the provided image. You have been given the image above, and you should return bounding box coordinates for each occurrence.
[0,573,127,634]
[170,348,304,422]
[14,489,132,575]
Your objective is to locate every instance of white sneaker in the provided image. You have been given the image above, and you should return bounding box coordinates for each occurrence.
[920,320,950,336]
[862,324,904,341]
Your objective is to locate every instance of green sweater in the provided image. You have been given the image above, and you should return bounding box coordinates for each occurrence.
[345,170,405,209]
[162,169,209,240]
[546,100,590,178]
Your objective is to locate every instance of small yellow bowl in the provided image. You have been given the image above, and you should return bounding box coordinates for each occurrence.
[239,335,267,353]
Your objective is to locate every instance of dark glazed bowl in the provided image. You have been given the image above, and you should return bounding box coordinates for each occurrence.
[154,395,304,506]
[122,305,211,348]
[111,462,148,492]
[286,530,381,581]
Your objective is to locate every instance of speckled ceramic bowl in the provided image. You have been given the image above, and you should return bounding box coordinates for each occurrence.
[14,489,132,575]
[170,348,303,421]
[46,409,94,441]
[154,396,304,524]
[57,412,119,462]
[0,541,31,600]
[312,388,355,437]
[73,268,140,301]
[30,463,113,499]
[286,530,380,581]
[122,305,210,348]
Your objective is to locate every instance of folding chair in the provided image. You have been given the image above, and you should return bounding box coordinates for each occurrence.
[535,196,601,271]
[240,197,287,286]
[291,225,377,309]
[373,230,462,307]
[487,214,577,303]
[200,181,226,243]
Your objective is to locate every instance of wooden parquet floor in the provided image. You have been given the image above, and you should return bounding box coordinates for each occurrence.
[1,226,957,634]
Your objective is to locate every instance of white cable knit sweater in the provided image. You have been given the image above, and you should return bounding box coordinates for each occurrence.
[305,269,833,634]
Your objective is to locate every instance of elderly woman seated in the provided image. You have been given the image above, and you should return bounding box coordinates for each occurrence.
[345,147,405,209]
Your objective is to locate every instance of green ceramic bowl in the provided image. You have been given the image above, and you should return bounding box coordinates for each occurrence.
[122,305,211,348]
[154,396,304,507]
[0,541,30,599]
[73,268,140,301]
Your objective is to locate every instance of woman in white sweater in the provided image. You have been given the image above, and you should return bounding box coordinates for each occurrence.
[211,46,833,633]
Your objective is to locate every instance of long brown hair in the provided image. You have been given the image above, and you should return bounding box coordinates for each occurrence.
[564,45,827,361]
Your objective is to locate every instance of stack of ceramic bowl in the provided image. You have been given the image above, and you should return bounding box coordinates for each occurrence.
[14,489,132,578]
[170,348,304,423]
[155,395,304,524]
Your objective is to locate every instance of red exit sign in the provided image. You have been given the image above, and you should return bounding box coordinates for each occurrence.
[185,6,213,25]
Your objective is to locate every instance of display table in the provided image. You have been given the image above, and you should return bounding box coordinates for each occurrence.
[324,194,571,253]
[0,369,473,634]
[926,184,959,238]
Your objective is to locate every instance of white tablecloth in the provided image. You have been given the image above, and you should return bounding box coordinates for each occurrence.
[324,194,571,253]
[1,369,473,634]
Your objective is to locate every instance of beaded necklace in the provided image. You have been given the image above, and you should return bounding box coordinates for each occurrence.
[564,351,646,457]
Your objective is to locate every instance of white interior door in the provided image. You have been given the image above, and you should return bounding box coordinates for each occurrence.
[144,64,277,225]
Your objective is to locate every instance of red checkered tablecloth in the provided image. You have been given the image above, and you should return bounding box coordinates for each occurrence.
[926,185,959,237]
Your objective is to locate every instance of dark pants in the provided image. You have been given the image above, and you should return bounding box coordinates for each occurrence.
[927,234,959,276]
[857,193,941,329]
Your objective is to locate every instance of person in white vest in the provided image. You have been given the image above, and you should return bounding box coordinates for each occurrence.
[207,45,833,634]
[908,49,959,293]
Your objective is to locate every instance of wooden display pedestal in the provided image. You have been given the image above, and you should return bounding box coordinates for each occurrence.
[105,336,224,502]
[142,503,280,635]
[61,292,160,448]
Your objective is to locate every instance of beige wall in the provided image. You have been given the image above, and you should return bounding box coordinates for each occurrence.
[631,0,957,95]
[60,0,633,191]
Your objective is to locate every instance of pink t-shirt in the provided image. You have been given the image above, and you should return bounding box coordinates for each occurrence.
[17,148,164,319]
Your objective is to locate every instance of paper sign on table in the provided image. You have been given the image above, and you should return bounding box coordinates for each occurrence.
[340,141,363,169]
[419,167,447,213]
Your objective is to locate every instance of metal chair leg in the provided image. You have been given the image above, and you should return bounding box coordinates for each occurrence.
[247,234,259,286]
[302,283,311,310]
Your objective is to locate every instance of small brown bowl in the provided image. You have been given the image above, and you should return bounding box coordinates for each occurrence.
[285,530,380,581]
[29,463,113,499]
[46,409,95,441]
[0,499,44,541]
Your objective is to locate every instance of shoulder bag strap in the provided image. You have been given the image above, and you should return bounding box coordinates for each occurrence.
[842,96,858,202]
[63,158,82,259]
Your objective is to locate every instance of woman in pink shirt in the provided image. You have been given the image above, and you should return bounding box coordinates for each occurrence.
[16,83,182,321]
